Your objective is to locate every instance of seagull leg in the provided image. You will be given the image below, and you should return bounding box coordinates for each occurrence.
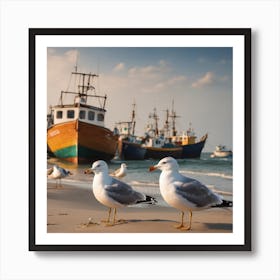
[188,210,193,230]
[59,178,64,188]
[104,208,116,226]
[101,208,112,223]
[114,209,127,224]
[113,208,117,224]
[180,210,192,231]
[175,211,185,229]
[175,210,192,231]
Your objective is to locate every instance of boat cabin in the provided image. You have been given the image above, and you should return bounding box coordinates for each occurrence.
[49,104,105,127]
[115,121,133,136]
[172,129,197,145]
[144,136,166,148]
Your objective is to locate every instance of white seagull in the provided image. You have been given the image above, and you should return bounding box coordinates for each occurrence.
[110,163,128,178]
[149,157,232,231]
[88,160,156,226]
[47,165,73,188]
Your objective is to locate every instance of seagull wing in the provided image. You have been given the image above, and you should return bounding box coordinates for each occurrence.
[104,178,145,205]
[174,176,222,207]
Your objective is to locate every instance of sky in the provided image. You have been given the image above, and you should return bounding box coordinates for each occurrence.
[47,47,232,152]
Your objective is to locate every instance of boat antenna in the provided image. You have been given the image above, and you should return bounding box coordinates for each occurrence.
[74,49,79,73]
[169,99,180,136]
[150,108,159,136]
[103,94,107,109]
[131,101,136,136]
[164,109,170,137]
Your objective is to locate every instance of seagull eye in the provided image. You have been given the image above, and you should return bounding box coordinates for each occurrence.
[96,164,100,168]
[162,161,166,164]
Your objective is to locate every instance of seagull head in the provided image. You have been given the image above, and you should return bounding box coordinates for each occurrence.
[121,163,127,169]
[149,157,179,172]
[90,160,109,175]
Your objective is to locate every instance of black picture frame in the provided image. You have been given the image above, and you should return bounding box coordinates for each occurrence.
[29,28,251,251]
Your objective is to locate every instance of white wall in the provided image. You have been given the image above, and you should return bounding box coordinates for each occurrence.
[1,0,279,279]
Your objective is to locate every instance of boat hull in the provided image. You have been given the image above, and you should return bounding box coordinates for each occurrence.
[47,120,118,164]
[118,134,207,160]
[211,151,233,158]
[118,140,146,160]
[181,137,207,158]
[144,146,182,159]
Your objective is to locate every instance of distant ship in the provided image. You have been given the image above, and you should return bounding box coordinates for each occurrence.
[47,68,118,164]
[210,145,233,158]
[116,102,207,160]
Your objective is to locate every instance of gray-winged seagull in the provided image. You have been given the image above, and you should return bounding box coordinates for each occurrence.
[47,164,73,188]
[110,163,128,178]
[88,160,156,226]
[149,157,232,231]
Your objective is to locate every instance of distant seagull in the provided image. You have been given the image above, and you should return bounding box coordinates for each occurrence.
[149,157,232,231]
[110,163,127,178]
[47,165,73,188]
[89,160,156,226]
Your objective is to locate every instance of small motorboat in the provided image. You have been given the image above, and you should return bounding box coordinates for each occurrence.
[211,145,232,158]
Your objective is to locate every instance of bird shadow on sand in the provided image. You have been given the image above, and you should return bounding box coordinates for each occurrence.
[119,218,176,224]
[204,223,232,231]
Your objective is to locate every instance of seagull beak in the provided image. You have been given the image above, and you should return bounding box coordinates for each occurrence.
[149,165,158,172]
[84,168,94,174]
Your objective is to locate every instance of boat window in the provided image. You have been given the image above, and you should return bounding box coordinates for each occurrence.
[79,110,86,119]
[56,111,63,119]
[97,113,104,122]
[67,110,75,119]
[88,111,95,121]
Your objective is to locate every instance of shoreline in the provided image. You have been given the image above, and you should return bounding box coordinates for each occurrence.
[47,182,233,233]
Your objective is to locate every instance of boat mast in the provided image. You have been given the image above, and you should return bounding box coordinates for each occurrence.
[73,71,98,99]
[61,70,107,109]
[131,102,136,136]
[163,109,170,137]
[149,108,159,137]
[169,99,180,136]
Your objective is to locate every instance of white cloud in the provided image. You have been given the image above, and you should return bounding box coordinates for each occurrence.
[167,75,187,86]
[192,71,215,88]
[128,60,170,80]
[113,62,125,72]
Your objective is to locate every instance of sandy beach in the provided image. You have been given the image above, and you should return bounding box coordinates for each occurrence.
[47,182,232,233]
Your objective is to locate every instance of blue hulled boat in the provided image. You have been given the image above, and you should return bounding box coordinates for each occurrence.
[115,103,207,160]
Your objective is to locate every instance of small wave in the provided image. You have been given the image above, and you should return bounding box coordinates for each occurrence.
[129,180,159,187]
[207,185,232,196]
[181,170,233,180]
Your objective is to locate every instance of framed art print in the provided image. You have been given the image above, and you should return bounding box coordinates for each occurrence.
[29,28,251,251]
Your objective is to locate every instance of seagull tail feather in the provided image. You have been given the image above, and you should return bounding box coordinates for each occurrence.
[212,199,233,208]
[136,195,157,205]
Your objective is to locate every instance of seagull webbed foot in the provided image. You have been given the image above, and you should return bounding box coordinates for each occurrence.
[174,223,191,231]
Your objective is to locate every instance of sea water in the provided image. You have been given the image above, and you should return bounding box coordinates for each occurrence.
[47,153,233,208]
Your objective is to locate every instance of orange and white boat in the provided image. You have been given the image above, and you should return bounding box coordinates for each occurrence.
[47,69,118,164]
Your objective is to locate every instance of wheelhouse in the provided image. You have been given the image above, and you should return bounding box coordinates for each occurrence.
[49,104,106,127]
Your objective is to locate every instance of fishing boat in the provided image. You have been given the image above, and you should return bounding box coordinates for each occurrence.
[116,103,146,160]
[47,69,118,164]
[210,145,232,158]
[116,103,207,160]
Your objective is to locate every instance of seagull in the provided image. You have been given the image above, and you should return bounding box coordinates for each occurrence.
[149,157,232,231]
[89,160,156,226]
[110,163,127,178]
[47,164,73,188]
